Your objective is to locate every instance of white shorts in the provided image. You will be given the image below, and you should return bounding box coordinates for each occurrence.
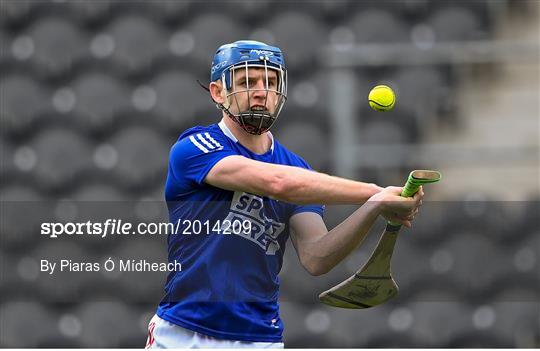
[145,314,285,349]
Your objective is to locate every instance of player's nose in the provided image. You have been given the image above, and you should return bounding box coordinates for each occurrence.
[251,80,267,98]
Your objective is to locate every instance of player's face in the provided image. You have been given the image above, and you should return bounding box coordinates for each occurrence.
[228,67,279,115]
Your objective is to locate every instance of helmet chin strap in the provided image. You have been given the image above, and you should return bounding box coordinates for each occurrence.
[234,110,276,135]
[218,102,275,136]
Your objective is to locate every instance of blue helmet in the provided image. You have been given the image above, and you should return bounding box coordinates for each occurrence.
[209,40,288,135]
[210,40,286,89]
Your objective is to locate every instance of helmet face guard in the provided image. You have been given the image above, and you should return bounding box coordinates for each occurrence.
[221,60,287,135]
[210,40,288,135]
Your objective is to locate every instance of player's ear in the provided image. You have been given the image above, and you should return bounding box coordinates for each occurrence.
[209,81,225,104]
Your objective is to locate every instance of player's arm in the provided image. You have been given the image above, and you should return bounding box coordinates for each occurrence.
[289,187,423,276]
[205,155,382,205]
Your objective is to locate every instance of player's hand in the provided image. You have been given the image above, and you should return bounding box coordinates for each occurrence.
[368,186,424,228]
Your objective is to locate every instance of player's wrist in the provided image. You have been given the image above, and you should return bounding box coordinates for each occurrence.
[370,183,384,195]
[361,183,383,202]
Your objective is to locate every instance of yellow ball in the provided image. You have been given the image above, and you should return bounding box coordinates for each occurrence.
[368,85,396,112]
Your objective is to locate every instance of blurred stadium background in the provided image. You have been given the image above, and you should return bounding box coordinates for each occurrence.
[0,0,538,348]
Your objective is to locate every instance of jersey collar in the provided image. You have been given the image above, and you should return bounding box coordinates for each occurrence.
[218,120,274,153]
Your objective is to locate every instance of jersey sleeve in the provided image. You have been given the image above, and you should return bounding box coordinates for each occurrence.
[169,130,237,186]
[291,203,325,218]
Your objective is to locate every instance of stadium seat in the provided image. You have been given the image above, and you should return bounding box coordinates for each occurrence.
[0,74,50,135]
[67,0,112,24]
[407,278,462,305]
[53,184,132,255]
[448,331,511,348]
[267,12,327,71]
[316,0,351,20]
[150,0,192,21]
[348,9,410,43]
[108,15,167,74]
[365,333,419,348]
[489,274,539,311]
[279,301,311,346]
[71,72,130,131]
[149,70,207,129]
[72,183,127,202]
[391,237,439,296]
[132,196,169,223]
[518,199,540,235]
[288,333,341,348]
[289,78,323,111]
[321,204,359,230]
[485,201,531,244]
[187,13,246,70]
[324,303,392,347]
[28,17,87,75]
[305,70,370,114]
[444,200,531,244]
[0,301,58,347]
[286,70,369,132]
[0,138,15,178]
[276,105,329,135]
[92,142,119,172]
[274,122,330,171]
[430,0,490,18]
[442,232,512,298]
[225,0,273,22]
[441,199,487,235]
[0,30,10,63]
[392,67,446,117]
[358,119,409,145]
[510,234,539,283]
[407,302,473,347]
[0,250,21,299]
[491,302,540,347]
[280,245,313,303]
[31,128,92,190]
[282,303,351,347]
[0,0,39,24]
[109,239,167,302]
[191,105,223,128]
[0,185,50,249]
[448,302,535,347]
[77,300,138,347]
[281,240,351,305]
[428,6,484,42]
[109,127,169,189]
[119,307,152,347]
[70,183,132,225]
[32,241,92,301]
[406,201,448,245]
[136,185,166,202]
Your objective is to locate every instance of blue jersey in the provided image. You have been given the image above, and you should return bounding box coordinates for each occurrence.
[157,121,324,342]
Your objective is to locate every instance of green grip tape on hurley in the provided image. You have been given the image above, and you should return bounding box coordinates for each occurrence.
[388,170,442,227]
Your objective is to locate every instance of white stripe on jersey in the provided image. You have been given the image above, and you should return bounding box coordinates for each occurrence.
[204,132,223,149]
[196,133,215,149]
[189,135,209,153]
